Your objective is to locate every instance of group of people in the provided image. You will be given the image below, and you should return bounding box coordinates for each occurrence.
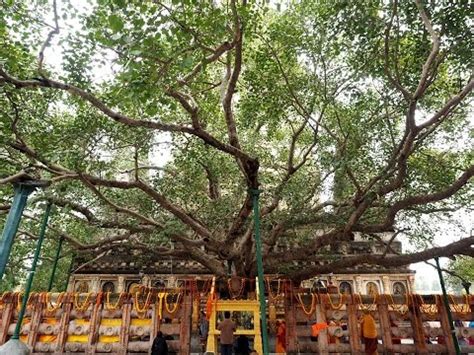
[309,310,378,355]
[216,311,261,355]
[153,310,473,355]
[217,312,288,354]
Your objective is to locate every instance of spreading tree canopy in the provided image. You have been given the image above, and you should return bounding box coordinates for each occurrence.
[0,0,472,288]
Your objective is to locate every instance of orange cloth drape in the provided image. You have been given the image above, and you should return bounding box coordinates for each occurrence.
[311,322,328,337]
[205,293,217,320]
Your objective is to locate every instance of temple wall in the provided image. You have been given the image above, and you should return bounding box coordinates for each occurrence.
[302,273,415,295]
[1,290,473,354]
[70,272,415,296]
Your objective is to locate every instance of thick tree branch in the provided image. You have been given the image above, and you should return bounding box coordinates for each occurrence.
[135,180,214,240]
[37,195,154,233]
[358,165,474,233]
[413,0,441,99]
[38,0,59,73]
[79,174,162,228]
[285,235,474,281]
[0,170,31,185]
[417,76,474,130]
[384,0,411,99]
[0,67,253,162]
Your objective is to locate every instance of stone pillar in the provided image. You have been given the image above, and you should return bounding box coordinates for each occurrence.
[355,276,363,294]
[118,276,125,292]
[382,276,391,294]
[91,277,100,293]
[408,275,416,293]
[142,275,151,287]
[67,276,75,292]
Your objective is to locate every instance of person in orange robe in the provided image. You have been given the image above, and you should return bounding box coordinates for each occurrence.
[275,320,286,353]
[360,311,378,355]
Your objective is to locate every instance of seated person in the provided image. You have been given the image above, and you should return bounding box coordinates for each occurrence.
[234,334,251,355]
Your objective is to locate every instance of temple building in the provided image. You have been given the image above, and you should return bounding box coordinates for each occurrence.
[68,232,414,295]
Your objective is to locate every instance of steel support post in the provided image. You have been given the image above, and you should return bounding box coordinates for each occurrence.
[63,253,75,292]
[435,257,461,355]
[47,236,64,292]
[0,183,36,280]
[12,203,52,340]
[251,189,269,355]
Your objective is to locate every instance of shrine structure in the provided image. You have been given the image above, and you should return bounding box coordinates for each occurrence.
[68,233,414,296]
[1,233,474,353]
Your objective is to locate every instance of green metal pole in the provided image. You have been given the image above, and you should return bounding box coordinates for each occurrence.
[47,236,64,292]
[0,183,36,280]
[435,257,461,355]
[63,253,75,292]
[251,189,269,355]
[12,203,52,340]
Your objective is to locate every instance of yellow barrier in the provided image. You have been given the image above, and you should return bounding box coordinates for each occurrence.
[206,299,263,354]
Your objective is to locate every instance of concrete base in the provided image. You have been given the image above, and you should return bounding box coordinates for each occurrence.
[0,339,30,355]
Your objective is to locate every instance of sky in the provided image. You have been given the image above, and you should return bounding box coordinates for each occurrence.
[24,0,473,292]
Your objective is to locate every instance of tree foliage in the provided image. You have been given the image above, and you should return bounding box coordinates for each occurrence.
[0,0,472,288]
[446,256,474,292]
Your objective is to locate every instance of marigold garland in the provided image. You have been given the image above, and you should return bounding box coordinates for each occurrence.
[448,295,470,314]
[104,292,124,310]
[356,293,377,312]
[134,291,152,316]
[296,293,317,317]
[45,292,66,312]
[227,277,246,299]
[192,278,211,296]
[417,295,438,318]
[156,292,165,320]
[265,277,284,302]
[164,291,182,314]
[16,292,36,311]
[73,292,92,312]
[386,294,409,315]
[327,293,344,310]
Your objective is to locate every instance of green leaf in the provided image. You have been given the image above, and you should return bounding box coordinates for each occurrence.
[108,14,124,32]
[113,0,126,7]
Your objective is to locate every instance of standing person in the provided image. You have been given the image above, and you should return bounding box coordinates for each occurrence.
[217,311,236,355]
[151,331,168,355]
[360,310,378,355]
[275,320,286,354]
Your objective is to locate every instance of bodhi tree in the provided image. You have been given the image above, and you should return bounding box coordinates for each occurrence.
[0,0,472,288]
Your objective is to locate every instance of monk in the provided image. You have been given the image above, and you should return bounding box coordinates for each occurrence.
[360,310,378,355]
[275,320,286,353]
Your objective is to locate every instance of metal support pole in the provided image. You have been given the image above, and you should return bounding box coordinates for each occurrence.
[435,257,461,355]
[250,189,269,355]
[462,281,471,295]
[12,203,52,340]
[0,183,36,280]
[47,236,64,292]
[63,253,75,292]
